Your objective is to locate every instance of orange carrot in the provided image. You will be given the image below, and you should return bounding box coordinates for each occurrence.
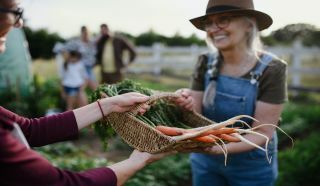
[195,128,237,137]
[155,126,185,136]
[193,135,216,143]
[218,134,241,142]
[183,127,236,138]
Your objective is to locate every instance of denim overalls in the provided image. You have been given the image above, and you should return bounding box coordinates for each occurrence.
[190,53,278,186]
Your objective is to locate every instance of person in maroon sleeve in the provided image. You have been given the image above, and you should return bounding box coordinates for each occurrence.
[0,0,173,186]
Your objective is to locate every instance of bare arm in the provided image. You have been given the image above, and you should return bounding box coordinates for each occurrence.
[73,92,149,130]
[108,150,175,186]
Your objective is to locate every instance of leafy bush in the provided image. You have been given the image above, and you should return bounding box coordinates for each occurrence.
[281,103,320,125]
[127,154,191,186]
[278,102,320,147]
[35,142,108,171]
[0,75,63,117]
[134,30,205,46]
[277,133,320,186]
[0,85,30,116]
[23,26,65,59]
[277,101,320,186]
[263,23,320,47]
[36,142,192,185]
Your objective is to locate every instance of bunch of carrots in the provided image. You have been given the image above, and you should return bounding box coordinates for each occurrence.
[156,125,240,143]
[155,115,293,165]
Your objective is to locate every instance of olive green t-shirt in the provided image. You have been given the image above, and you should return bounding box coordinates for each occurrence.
[190,54,288,104]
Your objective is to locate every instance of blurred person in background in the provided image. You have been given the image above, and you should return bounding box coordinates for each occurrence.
[0,0,173,185]
[75,25,98,90]
[175,0,288,185]
[58,41,89,111]
[96,23,136,84]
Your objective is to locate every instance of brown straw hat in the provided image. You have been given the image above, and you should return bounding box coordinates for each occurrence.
[190,0,273,31]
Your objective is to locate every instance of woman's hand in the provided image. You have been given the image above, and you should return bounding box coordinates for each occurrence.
[175,88,195,111]
[74,92,149,130]
[104,92,150,115]
[128,150,176,167]
[202,145,224,155]
[108,150,176,186]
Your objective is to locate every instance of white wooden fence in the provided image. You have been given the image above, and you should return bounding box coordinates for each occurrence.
[129,40,320,89]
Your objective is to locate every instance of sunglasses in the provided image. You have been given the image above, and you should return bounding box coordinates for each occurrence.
[0,7,23,25]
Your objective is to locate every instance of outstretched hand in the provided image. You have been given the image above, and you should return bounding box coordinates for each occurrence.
[128,149,177,167]
[108,149,177,186]
[107,92,150,114]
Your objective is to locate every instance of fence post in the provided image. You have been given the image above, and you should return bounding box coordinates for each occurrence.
[292,40,302,87]
[190,44,199,59]
[152,43,162,77]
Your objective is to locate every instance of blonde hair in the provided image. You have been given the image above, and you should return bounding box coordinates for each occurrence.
[244,17,280,65]
[245,17,263,58]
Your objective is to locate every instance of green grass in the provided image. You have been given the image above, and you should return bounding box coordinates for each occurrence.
[32,59,59,80]
[32,59,190,92]
[32,57,320,89]
[127,74,189,91]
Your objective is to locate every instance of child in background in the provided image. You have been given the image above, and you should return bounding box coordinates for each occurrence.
[59,43,89,111]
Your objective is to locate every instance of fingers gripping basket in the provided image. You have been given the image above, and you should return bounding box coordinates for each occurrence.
[105,93,216,153]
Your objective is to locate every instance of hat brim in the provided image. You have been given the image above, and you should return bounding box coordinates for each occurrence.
[190,9,272,31]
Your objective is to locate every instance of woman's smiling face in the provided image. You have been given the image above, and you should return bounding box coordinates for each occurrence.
[0,0,23,53]
[204,14,252,51]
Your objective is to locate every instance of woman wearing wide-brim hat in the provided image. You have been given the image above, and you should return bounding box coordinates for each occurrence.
[176,0,288,185]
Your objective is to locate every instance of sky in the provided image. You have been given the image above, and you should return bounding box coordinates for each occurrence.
[20,0,320,39]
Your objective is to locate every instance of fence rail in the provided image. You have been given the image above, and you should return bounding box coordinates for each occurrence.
[129,40,320,90]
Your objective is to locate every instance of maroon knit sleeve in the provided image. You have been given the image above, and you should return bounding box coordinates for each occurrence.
[0,127,117,186]
[0,107,79,147]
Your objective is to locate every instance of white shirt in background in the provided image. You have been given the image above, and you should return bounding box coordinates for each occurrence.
[60,61,88,88]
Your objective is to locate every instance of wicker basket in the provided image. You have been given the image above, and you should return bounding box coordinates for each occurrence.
[105,92,218,153]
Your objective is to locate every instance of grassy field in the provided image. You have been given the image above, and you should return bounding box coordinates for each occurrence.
[32,59,190,92]
[32,57,320,89]
[32,59,59,80]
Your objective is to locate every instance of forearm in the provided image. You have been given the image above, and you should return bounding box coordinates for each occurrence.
[224,128,274,154]
[190,90,203,113]
[74,92,149,130]
[73,99,112,130]
[1,129,117,186]
[108,158,145,186]
[222,101,282,154]
[210,123,276,155]
[193,98,202,113]
[107,149,172,186]
[0,106,79,146]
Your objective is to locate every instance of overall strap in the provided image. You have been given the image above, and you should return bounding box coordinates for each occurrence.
[250,53,274,84]
[206,52,219,80]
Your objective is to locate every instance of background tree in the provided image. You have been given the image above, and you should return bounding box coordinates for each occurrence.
[165,33,205,46]
[23,26,65,59]
[262,23,319,46]
[135,29,166,46]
